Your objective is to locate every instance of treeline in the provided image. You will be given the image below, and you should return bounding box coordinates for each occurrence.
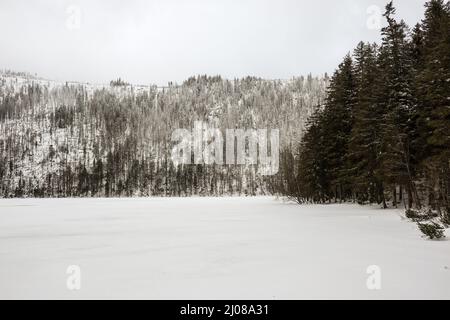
[275,1,449,220]
[0,73,328,197]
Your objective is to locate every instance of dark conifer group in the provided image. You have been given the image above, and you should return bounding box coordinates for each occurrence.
[275,1,449,219]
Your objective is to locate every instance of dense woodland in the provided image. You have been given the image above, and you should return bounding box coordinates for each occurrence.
[1,1,448,235]
[275,0,450,226]
[0,71,327,197]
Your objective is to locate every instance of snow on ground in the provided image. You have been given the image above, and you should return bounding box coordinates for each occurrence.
[0,197,449,300]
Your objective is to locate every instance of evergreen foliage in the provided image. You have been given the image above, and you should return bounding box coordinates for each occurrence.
[275,1,450,216]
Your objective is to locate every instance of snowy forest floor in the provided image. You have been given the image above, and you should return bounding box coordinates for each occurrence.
[0,197,449,299]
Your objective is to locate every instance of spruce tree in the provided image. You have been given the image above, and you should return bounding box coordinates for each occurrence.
[415,0,450,212]
[377,2,419,208]
[348,42,384,204]
[319,55,356,201]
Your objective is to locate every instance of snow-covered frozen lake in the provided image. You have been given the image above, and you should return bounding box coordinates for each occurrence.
[0,197,449,299]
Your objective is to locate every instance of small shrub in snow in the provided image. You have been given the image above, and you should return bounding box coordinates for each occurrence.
[418,222,445,240]
[406,208,438,222]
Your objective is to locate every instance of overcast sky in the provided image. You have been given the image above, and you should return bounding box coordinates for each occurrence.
[0,0,428,85]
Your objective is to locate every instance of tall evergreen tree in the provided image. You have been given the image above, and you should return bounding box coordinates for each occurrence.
[320,55,356,201]
[348,42,384,204]
[377,1,420,208]
[415,0,450,212]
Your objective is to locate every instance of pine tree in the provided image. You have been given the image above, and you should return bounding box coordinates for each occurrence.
[297,110,329,202]
[320,55,356,201]
[415,0,450,212]
[348,42,384,204]
[376,2,420,208]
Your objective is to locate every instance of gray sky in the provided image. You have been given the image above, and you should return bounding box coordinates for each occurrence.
[0,0,427,86]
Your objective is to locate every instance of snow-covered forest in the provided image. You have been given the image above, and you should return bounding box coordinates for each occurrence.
[274,0,450,236]
[0,0,449,301]
[0,72,327,197]
[0,1,448,229]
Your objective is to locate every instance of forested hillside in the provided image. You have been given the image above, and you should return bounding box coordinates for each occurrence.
[0,72,327,197]
[275,0,449,229]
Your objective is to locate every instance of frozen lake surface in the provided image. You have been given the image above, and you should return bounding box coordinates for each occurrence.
[0,197,449,299]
